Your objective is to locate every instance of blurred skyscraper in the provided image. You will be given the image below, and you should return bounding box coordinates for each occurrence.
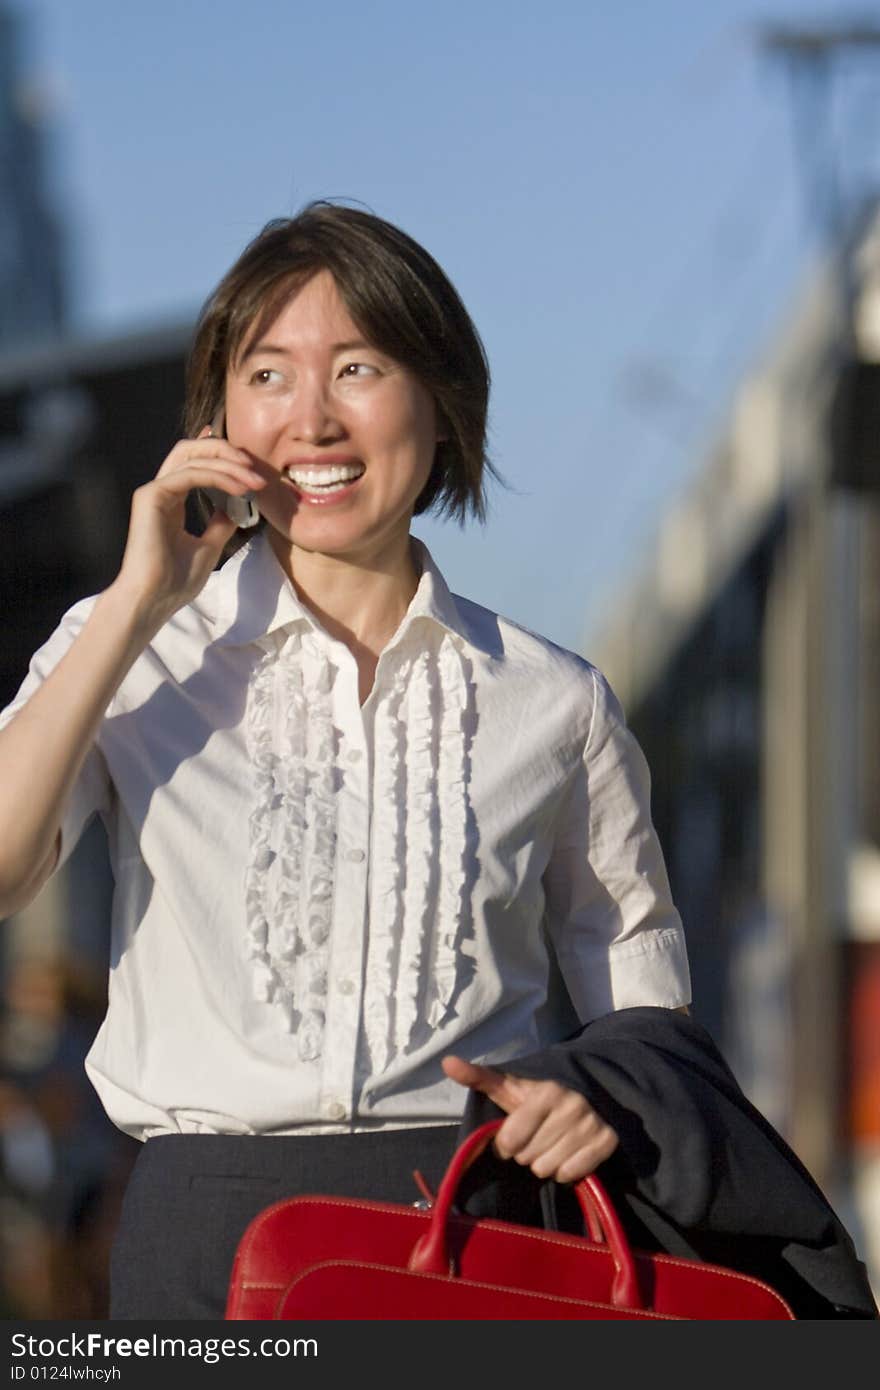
[0,1,66,348]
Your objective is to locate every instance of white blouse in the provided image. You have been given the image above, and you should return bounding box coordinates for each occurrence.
[1,535,690,1140]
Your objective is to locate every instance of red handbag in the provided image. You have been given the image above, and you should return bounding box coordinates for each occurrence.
[225,1119,795,1320]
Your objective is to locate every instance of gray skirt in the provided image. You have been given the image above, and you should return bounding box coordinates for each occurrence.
[109,1124,461,1320]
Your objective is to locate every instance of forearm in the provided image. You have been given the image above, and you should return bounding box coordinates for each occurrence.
[0,581,154,916]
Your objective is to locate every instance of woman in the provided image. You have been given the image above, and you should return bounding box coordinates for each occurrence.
[0,201,691,1318]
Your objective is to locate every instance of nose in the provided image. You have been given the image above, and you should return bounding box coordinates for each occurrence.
[287,375,344,445]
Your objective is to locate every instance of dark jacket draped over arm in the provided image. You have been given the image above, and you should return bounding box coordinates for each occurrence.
[454,1006,879,1319]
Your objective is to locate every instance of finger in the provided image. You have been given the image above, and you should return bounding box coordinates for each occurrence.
[199,507,238,544]
[500,1087,597,1160]
[156,437,255,479]
[441,1056,534,1115]
[139,463,263,511]
[530,1127,619,1184]
[169,435,253,462]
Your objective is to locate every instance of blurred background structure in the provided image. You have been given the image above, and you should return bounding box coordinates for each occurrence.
[1,0,880,1315]
[592,196,880,1296]
[592,16,880,1294]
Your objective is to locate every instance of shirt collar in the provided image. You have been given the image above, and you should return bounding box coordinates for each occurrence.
[406,539,504,657]
[201,533,313,646]
[400,538,469,644]
[201,531,501,656]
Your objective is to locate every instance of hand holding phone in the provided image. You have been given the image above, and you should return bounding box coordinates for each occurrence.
[203,409,260,528]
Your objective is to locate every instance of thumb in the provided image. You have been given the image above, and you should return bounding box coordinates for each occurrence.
[441,1055,527,1115]
[200,507,238,544]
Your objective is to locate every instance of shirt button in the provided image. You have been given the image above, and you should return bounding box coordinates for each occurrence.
[325,1100,347,1121]
[345,848,365,863]
[337,978,355,995]
[346,748,363,763]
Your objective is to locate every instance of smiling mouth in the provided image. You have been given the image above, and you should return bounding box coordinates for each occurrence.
[283,463,365,495]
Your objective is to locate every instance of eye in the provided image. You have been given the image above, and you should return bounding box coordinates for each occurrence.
[249,367,283,385]
[338,362,378,379]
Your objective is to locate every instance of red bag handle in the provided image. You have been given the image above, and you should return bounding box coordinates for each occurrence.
[408,1118,643,1309]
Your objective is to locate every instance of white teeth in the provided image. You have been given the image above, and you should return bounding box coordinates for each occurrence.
[284,464,364,488]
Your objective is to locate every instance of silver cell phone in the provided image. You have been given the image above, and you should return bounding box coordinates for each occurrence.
[203,408,260,529]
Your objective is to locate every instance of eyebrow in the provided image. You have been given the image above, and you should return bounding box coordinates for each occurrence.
[238,338,373,363]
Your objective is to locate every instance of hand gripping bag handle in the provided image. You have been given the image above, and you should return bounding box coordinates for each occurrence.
[407,1118,643,1309]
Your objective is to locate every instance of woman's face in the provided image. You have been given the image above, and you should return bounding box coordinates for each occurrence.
[224,269,439,570]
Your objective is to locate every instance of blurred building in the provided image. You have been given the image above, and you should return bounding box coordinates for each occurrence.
[0,1,66,349]
[0,318,191,1315]
[0,0,147,1317]
[589,195,880,1300]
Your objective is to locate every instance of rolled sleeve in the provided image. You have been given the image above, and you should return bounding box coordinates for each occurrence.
[543,667,691,1020]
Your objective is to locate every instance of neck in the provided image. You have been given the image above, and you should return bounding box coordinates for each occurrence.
[267,531,421,658]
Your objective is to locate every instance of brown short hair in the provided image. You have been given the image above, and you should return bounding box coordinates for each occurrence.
[184,201,496,544]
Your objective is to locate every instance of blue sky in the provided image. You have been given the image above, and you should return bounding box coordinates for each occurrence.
[11,0,880,655]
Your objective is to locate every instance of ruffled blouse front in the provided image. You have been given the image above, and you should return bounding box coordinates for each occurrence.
[243,621,474,1072]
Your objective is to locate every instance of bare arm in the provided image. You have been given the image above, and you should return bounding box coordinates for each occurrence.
[0,431,264,918]
[0,585,157,915]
